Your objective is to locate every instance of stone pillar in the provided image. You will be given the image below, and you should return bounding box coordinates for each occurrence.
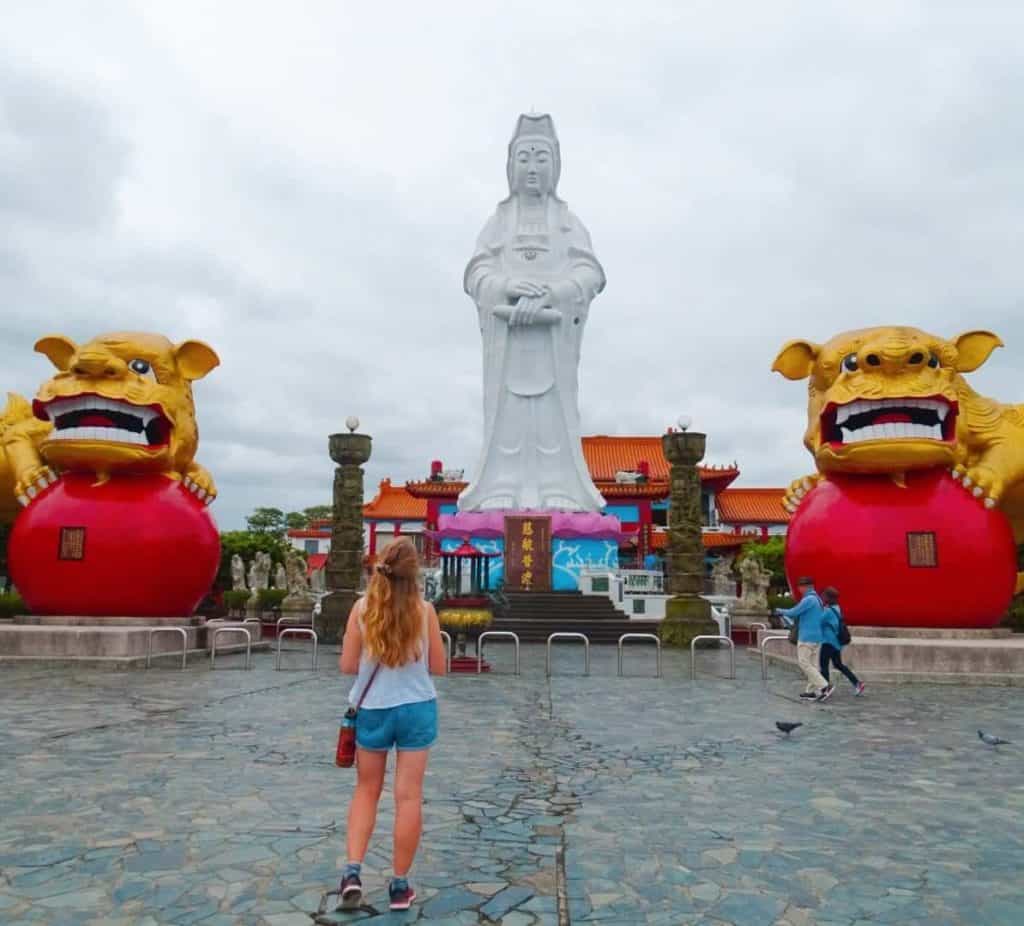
[660,431,719,647]
[317,431,371,644]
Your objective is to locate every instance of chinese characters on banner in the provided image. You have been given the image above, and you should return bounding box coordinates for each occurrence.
[503,515,552,591]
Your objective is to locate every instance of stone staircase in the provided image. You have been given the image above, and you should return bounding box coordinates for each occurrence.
[489,590,662,643]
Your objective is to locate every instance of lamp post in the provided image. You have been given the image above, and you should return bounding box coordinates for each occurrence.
[660,419,718,646]
[317,419,372,644]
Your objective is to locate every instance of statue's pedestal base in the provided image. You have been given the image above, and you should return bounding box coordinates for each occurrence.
[316,589,358,644]
[0,616,271,667]
[660,597,720,648]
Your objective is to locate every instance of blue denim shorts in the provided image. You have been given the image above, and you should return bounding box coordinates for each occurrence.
[356,698,438,752]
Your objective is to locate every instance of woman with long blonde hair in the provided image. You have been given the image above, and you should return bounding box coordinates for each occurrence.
[337,537,446,911]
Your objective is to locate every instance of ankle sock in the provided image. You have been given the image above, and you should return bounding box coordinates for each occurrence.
[391,876,409,891]
[344,862,362,879]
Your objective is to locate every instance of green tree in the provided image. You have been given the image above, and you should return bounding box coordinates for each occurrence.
[737,536,787,591]
[246,507,286,537]
[303,505,333,521]
[285,511,308,530]
[216,531,291,590]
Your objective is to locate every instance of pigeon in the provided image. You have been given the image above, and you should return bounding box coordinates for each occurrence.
[978,730,1010,747]
[776,721,803,736]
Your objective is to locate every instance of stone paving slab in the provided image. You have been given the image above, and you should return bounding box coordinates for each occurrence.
[0,643,1021,924]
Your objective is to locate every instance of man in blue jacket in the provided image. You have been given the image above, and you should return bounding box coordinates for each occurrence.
[777,577,833,701]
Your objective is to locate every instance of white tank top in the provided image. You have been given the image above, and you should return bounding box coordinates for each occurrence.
[348,600,438,710]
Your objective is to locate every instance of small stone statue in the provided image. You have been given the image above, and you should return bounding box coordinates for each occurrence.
[230,554,246,591]
[246,551,273,613]
[274,562,287,590]
[282,548,316,611]
[285,548,310,595]
[710,557,736,598]
[738,557,771,611]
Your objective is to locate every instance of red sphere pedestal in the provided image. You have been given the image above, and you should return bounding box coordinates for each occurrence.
[9,472,220,617]
[784,469,1017,628]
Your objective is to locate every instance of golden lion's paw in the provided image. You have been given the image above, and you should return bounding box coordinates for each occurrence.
[182,471,216,507]
[950,464,1000,509]
[782,474,823,515]
[15,466,59,507]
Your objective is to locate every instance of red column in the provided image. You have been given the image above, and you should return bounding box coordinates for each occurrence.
[369,522,378,558]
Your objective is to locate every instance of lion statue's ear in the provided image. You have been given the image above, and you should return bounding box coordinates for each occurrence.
[175,340,220,381]
[34,335,78,371]
[772,340,821,381]
[953,330,1003,373]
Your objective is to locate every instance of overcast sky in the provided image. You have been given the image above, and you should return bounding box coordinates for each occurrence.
[2,2,1023,530]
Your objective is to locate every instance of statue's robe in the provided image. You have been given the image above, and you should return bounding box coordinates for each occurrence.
[459,195,606,512]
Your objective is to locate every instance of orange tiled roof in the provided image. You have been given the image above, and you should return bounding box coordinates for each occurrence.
[287,528,331,538]
[648,530,763,550]
[363,479,428,521]
[582,435,738,485]
[716,488,790,525]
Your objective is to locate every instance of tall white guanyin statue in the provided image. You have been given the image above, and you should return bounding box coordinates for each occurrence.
[459,113,606,513]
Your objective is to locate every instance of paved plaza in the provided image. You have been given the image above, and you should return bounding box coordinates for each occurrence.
[1,641,1022,925]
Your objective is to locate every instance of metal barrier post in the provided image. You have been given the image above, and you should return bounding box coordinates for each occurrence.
[477,631,521,675]
[211,627,252,670]
[242,618,262,640]
[690,634,736,680]
[760,634,792,680]
[546,632,590,677]
[146,626,189,670]
[276,614,311,637]
[617,633,662,678]
[439,630,452,674]
[276,627,319,671]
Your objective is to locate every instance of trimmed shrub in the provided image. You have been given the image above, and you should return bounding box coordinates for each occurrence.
[0,592,26,618]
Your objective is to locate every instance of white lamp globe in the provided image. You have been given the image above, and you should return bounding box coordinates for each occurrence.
[345,416,360,433]
[677,415,692,432]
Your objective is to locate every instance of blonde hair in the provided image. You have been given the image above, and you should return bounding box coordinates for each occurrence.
[362,538,423,668]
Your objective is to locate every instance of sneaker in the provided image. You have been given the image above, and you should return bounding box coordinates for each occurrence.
[799,691,817,699]
[389,878,417,911]
[339,871,362,910]
[817,685,835,702]
[854,682,866,697]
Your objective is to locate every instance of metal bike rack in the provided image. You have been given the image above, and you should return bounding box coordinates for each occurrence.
[477,631,521,675]
[546,632,590,677]
[439,630,452,673]
[760,634,793,681]
[690,634,736,680]
[146,626,188,670]
[211,627,252,670]
[276,614,311,636]
[241,618,262,639]
[617,633,662,678]
[276,627,319,671]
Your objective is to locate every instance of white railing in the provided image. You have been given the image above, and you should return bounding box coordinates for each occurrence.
[618,570,665,595]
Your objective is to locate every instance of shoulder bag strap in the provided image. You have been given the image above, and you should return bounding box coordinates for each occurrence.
[355,663,382,710]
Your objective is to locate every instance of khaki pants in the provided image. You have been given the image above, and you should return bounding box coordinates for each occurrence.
[797,642,828,692]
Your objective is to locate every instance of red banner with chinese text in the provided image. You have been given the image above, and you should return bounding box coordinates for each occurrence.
[503,515,552,592]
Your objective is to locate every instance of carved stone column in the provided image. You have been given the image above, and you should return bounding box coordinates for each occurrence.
[316,431,371,644]
[660,431,718,646]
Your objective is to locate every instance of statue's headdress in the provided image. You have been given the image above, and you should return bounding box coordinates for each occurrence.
[506,112,561,192]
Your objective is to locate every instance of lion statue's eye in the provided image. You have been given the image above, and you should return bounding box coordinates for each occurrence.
[928,353,940,369]
[842,353,858,373]
[129,359,155,379]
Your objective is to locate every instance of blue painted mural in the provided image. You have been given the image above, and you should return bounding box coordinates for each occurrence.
[439,535,617,590]
[552,539,619,590]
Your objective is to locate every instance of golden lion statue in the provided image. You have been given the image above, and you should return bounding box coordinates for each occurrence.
[0,332,219,524]
[773,326,1024,587]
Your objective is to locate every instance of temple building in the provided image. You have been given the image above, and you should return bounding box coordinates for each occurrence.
[285,436,790,568]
